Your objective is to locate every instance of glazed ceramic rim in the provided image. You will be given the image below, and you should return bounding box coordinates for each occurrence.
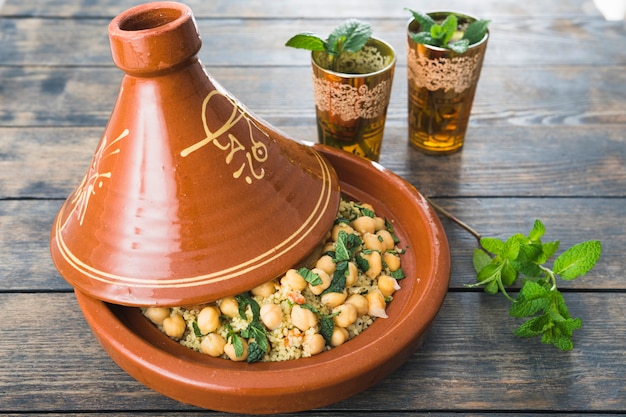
[75,144,450,414]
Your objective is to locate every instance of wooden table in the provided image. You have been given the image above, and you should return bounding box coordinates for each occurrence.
[1,0,625,415]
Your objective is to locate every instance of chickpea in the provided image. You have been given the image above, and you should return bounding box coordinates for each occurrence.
[366,290,388,318]
[373,216,386,231]
[315,254,336,276]
[303,333,326,356]
[351,216,376,234]
[290,305,318,331]
[330,326,349,347]
[362,232,383,252]
[345,293,369,316]
[376,229,395,252]
[251,280,276,298]
[308,268,331,295]
[280,269,307,291]
[362,250,382,279]
[322,242,336,253]
[345,262,358,287]
[333,303,358,328]
[200,332,226,357]
[320,290,347,308]
[144,307,170,325]
[224,337,249,361]
[197,306,221,334]
[218,296,239,318]
[331,223,355,241]
[260,303,283,330]
[378,275,401,297]
[383,251,401,272]
[162,313,186,339]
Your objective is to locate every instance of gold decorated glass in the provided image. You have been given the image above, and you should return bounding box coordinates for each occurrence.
[311,38,396,161]
[407,12,489,155]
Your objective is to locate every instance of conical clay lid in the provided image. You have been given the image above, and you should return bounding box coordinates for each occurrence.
[50,2,340,307]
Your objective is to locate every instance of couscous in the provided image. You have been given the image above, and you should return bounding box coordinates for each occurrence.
[142,197,406,363]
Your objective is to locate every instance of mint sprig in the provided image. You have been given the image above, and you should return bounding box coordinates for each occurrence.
[426,198,601,351]
[406,8,489,54]
[470,220,601,351]
[285,19,373,72]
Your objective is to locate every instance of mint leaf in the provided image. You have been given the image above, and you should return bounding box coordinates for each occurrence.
[509,282,550,317]
[476,263,500,285]
[472,248,492,273]
[553,240,602,280]
[540,240,560,263]
[228,333,244,358]
[552,333,574,351]
[284,32,326,51]
[320,316,335,345]
[528,219,546,241]
[514,314,551,337]
[390,268,405,280]
[501,262,518,286]
[406,10,489,53]
[235,293,261,321]
[327,19,372,55]
[409,32,435,45]
[192,321,204,338]
[405,8,435,32]
[247,341,265,363]
[438,15,458,46]
[480,237,504,255]
[462,19,490,44]
[448,39,469,54]
[512,243,544,277]
[502,234,523,261]
[322,261,348,295]
[485,280,498,294]
[335,231,362,262]
[298,267,322,286]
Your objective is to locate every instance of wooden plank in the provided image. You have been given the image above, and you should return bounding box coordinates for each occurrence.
[1,65,625,129]
[1,292,624,412]
[2,16,625,67]
[1,197,622,291]
[1,123,625,198]
[0,0,601,19]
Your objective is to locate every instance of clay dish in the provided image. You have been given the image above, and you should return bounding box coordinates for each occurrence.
[74,144,451,414]
[49,2,341,307]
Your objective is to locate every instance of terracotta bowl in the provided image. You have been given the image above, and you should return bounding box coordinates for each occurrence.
[74,144,450,414]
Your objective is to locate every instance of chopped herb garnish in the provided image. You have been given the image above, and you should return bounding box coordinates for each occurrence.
[335,230,362,262]
[192,321,204,338]
[322,262,348,295]
[320,315,336,344]
[298,267,323,286]
[355,253,370,273]
[390,268,406,280]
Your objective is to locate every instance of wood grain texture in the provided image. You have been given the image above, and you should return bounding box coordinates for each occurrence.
[0,197,622,291]
[1,292,624,413]
[2,66,625,129]
[0,0,603,18]
[1,17,624,67]
[1,0,624,414]
[2,124,625,198]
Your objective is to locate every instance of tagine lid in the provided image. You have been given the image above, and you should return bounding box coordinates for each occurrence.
[49,1,341,307]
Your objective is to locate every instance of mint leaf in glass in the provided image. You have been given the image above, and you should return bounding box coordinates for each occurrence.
[284,32,326,51]
[406,9,489,53]
[285,19,373,72]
